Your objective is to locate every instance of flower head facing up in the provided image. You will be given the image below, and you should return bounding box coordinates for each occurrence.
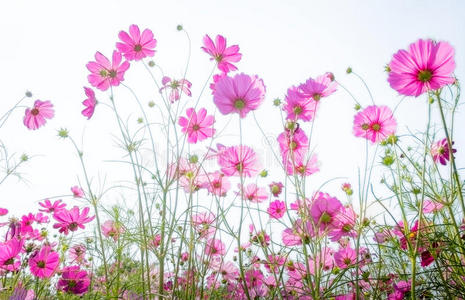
[82,87,96,119]
[388,39,455,96]
[202,34,242,73]
[160,76,192,103]
[24,100,54,130]
[431,138,456,165]
[53,206,95,235]
[353,105,397,143]
[298,73,338,101]
[178,107,215,144]
[57,265,90,295]
[283,87,318,122]
[29,246,60,278]
[217,145,261,177]
[116,24,157,61]
[213,73,266,118]
[86,51,130,91]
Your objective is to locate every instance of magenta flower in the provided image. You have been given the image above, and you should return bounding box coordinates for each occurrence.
[238,183,268,203]
[217,145,261,177]
[298,73,337,101]
[23,100,54,130]
[213,73,266,118]
[310,192,343,231]
[431,138,456,165]
[71,186,84,198]
[202,34,242,73]
[160,76,192,103]
[0,237,24,271]
[0,208,8,216]
[53,206,95,235]
[57,265,90,295]
[178,108,215,144]
[329,206,357,241]
[353,105,397,143]
[206,171,231,196]
[116,24,157,61]
[39,199,66,214]
[388,39,455,96]
[268,200,286,219]
[29,246,59,278]
[101,220,124,241]
[82,87,96,120]
[283,87,318,122]
[334,246,357,269]
[86,51,130,91]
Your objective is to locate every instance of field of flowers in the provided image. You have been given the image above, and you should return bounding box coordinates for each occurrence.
[0,22,463,300]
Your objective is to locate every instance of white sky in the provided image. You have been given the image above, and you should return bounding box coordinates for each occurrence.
[0,0,464,221]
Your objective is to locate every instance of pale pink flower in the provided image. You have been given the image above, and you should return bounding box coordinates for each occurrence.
[205,238,226,256]
[388,39,455,96]
[213,73,266,118]
[86,51,130,91]
[310,192,343,231]
[53,206,95,235]
[82,87,96,120]
[206,171,231,196]
[353,105,397,143]
[23,100,54,130]
[238,183,268,203]
[69,244,87,264]
[192,212,216,239]
[283,87,317,122]
[278,128,309,161]
[269,182,284,197]
[116,24,157,61]
[284,153,319,176]
[29,246,59,278]
[329,206,357,241]
[218,145,261,177]
[299,73,337,101]
[160,76,192,103]
[423,199,444,214]
[334,246,357,269]
[431,138,456,165]
[202,34,242,73]
[101,220,124,241]
[268,200,286,219]
[71,186,84,198]
[178,107,215,144]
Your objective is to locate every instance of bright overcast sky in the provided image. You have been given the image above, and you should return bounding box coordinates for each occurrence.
[0,0,464,217]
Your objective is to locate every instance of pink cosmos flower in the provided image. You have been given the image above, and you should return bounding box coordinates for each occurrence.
[53,206,95,235]
[202,34,242,73]
[205,238,226,256]
[206,171,231,196]
[68,244,87,264]
[101,220,124,241]
[71,186,84,198]
[178,108,215,144]
[298,73,338,101]
[82,87,96,120]
[310,192,343,232]
[353,105,397,143]
[23,100,54,130]
[283,87,318,122]
[20,213,35,234]
[39,199,66,214]
[388,39,455,96]
[282,219,315,246]
[269,182,284,197]
[238,183,268,203]
[160,76,192,103]
[9,283,35,300]
[29,246,59,278]
[57,265,90,295]
[423,199,444,214]
[268,200,286,219]
[334,246,357,269]
[0,237,24,271]
[218,145,261,177]
[192,212,216,239]
[116,24,157,61]
[284,153,319,176]
[0,208,8,216]
[431,138,456,165]
[213,73,266,118]
[278,128,309,162]
[329,206,357,241]
[86,51,130,91]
